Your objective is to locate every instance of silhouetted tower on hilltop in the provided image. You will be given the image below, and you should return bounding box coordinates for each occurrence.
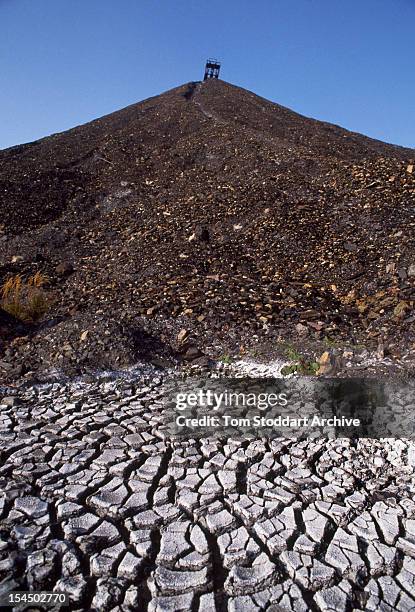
[204,59,221,81]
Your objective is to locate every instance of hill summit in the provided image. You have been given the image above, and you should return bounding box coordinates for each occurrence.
[0,79,414,379]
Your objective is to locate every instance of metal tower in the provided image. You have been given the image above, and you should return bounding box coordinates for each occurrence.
[204,59,221,81]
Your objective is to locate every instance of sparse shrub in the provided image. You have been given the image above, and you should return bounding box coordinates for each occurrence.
[279,342,319,376]
[283,343,302,362]
[1,272,51,322]
[281,360,320,376]
[220,354,233,364]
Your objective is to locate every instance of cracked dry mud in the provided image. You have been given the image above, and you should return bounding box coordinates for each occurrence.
[1,367,415,611]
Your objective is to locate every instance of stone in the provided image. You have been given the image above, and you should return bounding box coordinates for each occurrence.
[317,351,335,375]
[177,329,189,343]
[183,346,203,361]
[295,323,308,336]
[55,262,74,277]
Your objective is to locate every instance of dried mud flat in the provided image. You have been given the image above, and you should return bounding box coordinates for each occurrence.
[1,363,415,612]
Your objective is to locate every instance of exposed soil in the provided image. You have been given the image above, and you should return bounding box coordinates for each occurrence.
[0,79,414,382]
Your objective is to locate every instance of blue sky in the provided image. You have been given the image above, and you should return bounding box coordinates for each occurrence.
[1,0,414,150]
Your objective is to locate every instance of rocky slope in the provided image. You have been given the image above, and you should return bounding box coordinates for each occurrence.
[0,79,414,380]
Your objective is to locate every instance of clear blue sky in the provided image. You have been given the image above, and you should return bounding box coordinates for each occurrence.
[1,0,414,150]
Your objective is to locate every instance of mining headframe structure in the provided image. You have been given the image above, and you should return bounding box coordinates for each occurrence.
[204,59,221,80]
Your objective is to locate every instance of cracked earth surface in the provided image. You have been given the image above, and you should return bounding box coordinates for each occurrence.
[1,367,415,611]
